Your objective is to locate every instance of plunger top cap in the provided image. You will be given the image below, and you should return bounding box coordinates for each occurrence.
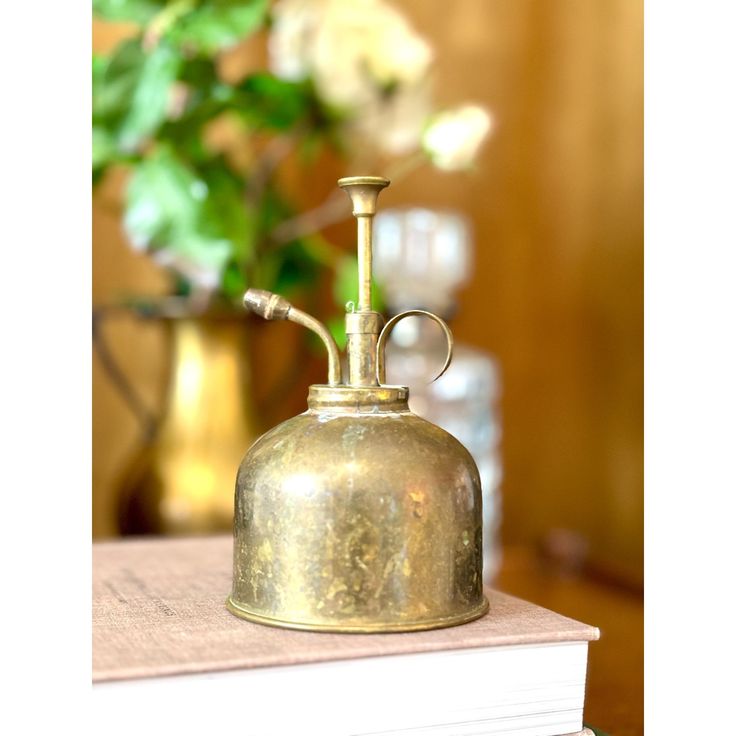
[338,177,390,216]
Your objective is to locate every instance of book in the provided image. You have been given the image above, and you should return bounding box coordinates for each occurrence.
[93,536,599,736]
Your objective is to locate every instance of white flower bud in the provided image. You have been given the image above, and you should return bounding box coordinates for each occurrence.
[355,81,431,155]
[423,105,494,171]
[268,0,315,81]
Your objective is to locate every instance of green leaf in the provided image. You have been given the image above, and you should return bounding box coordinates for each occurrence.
[156,59,228,163]
[119,41,182,151]
[92,125,119,172]
[235,73,312,131]
[177,55,219,90]
[124,148,236,288]
[154,230,232,289]
[125,148,202,247]
[170,0,268,55]
[198,157,256,263]
[94,38,182,152]
[221,261,248,299]
[92,54,108,98]
[93,41,140,124]
[92,0,167,24]
[256,184,296,233]
[270,240,321,296]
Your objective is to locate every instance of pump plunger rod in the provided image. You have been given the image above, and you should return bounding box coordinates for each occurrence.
[338,176,390,386]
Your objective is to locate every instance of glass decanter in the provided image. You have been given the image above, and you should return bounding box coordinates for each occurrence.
[374,208,503,581]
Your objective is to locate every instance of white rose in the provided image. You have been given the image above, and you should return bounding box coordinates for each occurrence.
[352,1,433,90]
[422,105,494,171]
[269,0,433,110]
[268,0,316,81]
[354,80,432,155]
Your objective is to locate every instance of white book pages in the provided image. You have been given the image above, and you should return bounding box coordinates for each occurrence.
[93,641,589,736]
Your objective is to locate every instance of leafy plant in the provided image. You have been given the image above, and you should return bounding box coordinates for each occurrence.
[93,0,493,341]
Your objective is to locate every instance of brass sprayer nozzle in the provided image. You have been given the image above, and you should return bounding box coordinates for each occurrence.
[243,289,342,387]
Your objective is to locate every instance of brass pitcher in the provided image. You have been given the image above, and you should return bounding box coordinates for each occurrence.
[227,177,488,632]
[94,303,260,535]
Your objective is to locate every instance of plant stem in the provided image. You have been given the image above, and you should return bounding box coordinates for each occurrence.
[269,148,431,245]
[270,189,350,245]
[384,149,429,184]
[144,0,196,49]
[246,134,294,208]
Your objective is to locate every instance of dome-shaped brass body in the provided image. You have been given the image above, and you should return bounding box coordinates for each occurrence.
[227,386,488,632]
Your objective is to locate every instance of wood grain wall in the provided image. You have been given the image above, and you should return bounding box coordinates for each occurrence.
[93,1,643,586]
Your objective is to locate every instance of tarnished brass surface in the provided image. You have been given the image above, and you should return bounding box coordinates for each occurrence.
[229,176,487,632]
[338,176,389,313]
[243,289,342,386]
[376,309,453,385]
[117,315,258,534]
[229,386,486,631]
[340,177,388,388]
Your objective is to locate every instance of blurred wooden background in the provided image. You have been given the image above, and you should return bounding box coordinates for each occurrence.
[93,0,643,587]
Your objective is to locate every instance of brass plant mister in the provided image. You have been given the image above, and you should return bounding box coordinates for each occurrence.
[227,177,488,632]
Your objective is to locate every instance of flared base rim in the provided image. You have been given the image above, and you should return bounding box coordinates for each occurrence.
[225,595,490,633]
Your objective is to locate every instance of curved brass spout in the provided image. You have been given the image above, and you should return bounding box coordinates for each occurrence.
[243,289,342,386]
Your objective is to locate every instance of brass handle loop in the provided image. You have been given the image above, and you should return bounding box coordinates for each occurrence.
[376,310,454,386]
